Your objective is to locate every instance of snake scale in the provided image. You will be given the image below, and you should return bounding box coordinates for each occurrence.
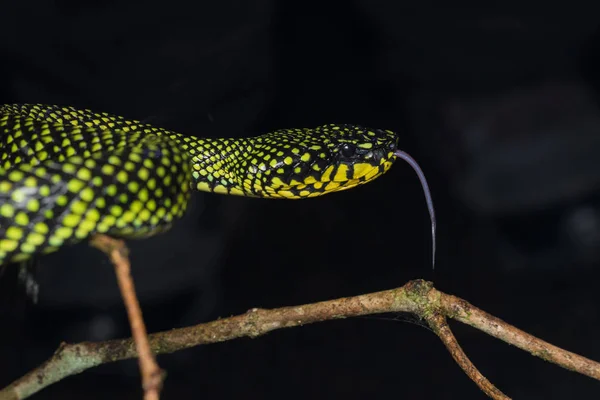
[0,104,436,268]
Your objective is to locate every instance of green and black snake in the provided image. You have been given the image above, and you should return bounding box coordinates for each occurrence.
[0,104,436,268]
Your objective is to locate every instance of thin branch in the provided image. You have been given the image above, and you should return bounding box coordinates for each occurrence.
[1,280,599,400]
[424,313,509,400]
[89,235,162,400]
[437,292,600,380]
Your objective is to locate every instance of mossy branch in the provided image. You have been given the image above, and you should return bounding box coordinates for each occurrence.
[1,279,599,400]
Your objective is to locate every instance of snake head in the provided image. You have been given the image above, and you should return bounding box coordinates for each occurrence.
[248,124,399,198]
[320,124,399,177]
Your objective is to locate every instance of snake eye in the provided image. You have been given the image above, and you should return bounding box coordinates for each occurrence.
[340,143,356,158]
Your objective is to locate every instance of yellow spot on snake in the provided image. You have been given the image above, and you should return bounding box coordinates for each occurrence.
[87,209,101,222]
[77,168,91,180]
[0,240,18,252]
[6,226,23,240]
[78,219,96,233]
[67,179,85,192]
[56,195,68,206]
[365,168,379,181]
[271,177,284,187]
[278,190,295,198]
[24,177,37,187]
[63,214,81,228]
[196,182,210,192]
[111,206,123,217]
[147,200,157,211]
[81,187,94,202]
[352,163,371,178]
[39,185,51,197]
[34,168,47,178]
[102,164,114,175]
[15,212,28,226]
[26,199,40,212]
[333,164,349,182]
[128,181,139,193]
[138,209,151,222]
[102,215,117,226]
[0,204,14,218]
[0,181,12,192]
[34,222,48,234]
[26,232,45,246]
[321,165,334,181]
[300,153,311,162]
[122,211,135,223]
[130,200,143,214]
[138,188,149,202]
[56,227,72,239]
[138,168,149,180]
[74,228,88,239]
[116,170,128,184]
[325,181,340,191]
[71,200,87,215]
[213,185,228,194]
[108,155,121,166]
[8,170,23,182]
[62,163,76,174]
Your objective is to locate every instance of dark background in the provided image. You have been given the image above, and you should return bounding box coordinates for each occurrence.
[1,1,600,398]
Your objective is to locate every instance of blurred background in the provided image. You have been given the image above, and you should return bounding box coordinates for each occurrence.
[1,1,600,398]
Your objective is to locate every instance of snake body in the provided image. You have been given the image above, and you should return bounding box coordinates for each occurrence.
[0,104,400,266]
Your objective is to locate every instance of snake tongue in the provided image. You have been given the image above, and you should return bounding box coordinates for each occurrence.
[393,150,436,269]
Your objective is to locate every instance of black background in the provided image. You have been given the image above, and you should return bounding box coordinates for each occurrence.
[1,1,600,399]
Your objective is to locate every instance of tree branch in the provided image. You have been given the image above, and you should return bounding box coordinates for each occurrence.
[437,292,600,379]
[424,313,509,400]
[89,235,162,400]
[1,280,598,400]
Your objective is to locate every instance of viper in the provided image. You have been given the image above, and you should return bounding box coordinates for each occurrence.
[0,104,436,267]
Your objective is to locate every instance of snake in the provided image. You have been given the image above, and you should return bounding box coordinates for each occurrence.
[0,103,436,270]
